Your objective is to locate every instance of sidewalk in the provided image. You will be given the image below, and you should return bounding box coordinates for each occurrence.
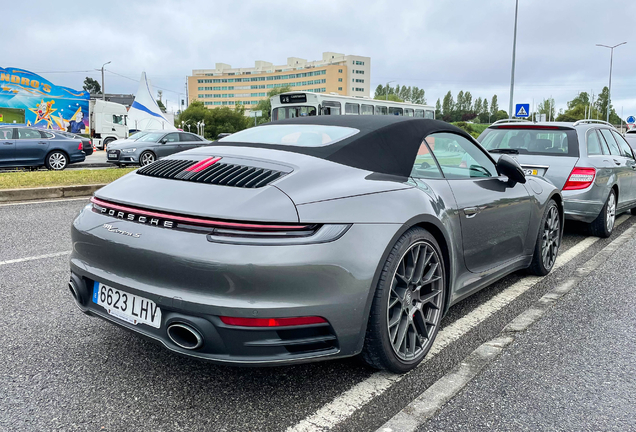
[418,237,636,431]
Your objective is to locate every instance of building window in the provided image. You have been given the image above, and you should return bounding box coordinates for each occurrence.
[355,61,365,65]
[338,87,342,91]
[338,69,343,73]
[338,78,342,82]
[354,70,364,74]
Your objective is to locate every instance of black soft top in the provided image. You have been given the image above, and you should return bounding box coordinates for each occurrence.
[217,116,476,177]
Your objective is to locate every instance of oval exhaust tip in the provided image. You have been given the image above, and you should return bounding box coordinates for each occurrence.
[68,280,80,302]
[167,323,204,350]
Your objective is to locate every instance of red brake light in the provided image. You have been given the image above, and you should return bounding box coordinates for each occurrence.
[219,316,327,327]
[78,142,83,150]
[496,125,562,130]
[563,167,596,190]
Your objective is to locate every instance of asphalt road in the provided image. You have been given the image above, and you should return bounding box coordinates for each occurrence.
[0,198,634,431]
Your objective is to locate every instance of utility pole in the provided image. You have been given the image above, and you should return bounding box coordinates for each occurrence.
[596,42,626,123]
[100,61,111,101]
[508,0,519,119]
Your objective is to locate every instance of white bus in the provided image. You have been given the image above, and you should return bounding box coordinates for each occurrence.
[270,91,435,121]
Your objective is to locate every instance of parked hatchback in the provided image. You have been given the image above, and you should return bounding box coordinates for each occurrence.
[0,126,86,170]
[106,131,211,167]
[478,120,636,237]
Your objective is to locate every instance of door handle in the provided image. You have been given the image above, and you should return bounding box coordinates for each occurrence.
[613,159,621,166]
[463,207,482,218]
[3,142,12,145]
[38,141,47,145]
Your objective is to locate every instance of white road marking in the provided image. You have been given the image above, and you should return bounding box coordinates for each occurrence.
[288,214,630,432]
[0,197,89,207]
[0,251,71,266]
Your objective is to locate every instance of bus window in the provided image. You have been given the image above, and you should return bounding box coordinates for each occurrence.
[375,106,387,115]
[273,106,316,120]
[424,110,435,119]
[414,109,424,118]
[345,103,360,115]
[389,107,403,116]
[321,101,341,115]
[405,108,414,117]
[361,104,374,115]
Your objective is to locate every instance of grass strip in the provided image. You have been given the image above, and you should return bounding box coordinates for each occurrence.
[0,168,135,189]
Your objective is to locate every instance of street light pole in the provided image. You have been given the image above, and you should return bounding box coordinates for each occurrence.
[100,61,111,101]
[508,0,519,119]
[596,42,626,123]
[386,80,396,101]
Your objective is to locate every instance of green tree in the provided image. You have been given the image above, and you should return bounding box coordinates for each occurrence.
[490,95,499,116]
[411,87,426,104]
[83,77,101,94]
[595,86,621,124]
[375,93,404,102]
[253,86,292,124]
[556,92,590,122]
[156,99,167,113]
[442,91,454,121]
[567,92,590,110]
[176,100,250,139]
[474,97,483,115]
[536,97,555,121]
[435,98,442,118]
[464,92,473,114]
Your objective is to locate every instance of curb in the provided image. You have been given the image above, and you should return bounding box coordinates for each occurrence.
[0,184,105,203]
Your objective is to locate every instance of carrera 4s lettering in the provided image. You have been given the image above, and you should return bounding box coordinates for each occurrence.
[102,224,141,238]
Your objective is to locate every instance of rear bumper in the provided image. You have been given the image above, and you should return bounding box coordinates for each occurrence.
[69,205,400,365]
[69,153,86,163]
[563,187,606,223]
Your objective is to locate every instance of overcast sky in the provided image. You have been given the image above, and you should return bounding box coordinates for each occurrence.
[5,0,635,118]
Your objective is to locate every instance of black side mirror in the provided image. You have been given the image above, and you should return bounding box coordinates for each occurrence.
[159,138,167,144]
[496,154,526,184]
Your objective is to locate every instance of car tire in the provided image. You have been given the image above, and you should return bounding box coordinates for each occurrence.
[361,227,445,373]
[45,151,68,171]
[589,190,616,238]
[103,137,115,150]
[139,151,156,166]
[630,207,636,216]
[528,199,561,276]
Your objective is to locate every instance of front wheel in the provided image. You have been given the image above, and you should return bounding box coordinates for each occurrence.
[139,151,156,166]
[361,227,445,373]
[45,151,68,171]
[589,190,616,238]
[528,199,561,276]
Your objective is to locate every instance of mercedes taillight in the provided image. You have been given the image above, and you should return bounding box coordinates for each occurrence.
[563,167,596,190]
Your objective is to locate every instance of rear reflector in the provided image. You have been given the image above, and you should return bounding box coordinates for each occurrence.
[220,316,327,327]
[563,167,596,190]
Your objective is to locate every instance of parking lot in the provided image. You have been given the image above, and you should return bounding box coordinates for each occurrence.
[2,197,635,431]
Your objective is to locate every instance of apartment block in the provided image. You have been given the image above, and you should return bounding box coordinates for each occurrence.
[187,52,371,110]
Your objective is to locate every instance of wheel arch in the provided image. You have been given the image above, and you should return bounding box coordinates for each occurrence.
[357,214,454,354]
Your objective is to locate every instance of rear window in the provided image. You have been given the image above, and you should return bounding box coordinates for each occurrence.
[219,125,359,147]
[478,128,579,157]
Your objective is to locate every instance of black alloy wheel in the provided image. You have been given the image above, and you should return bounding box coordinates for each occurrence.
[529,199,561,275]
[362,227,445,373]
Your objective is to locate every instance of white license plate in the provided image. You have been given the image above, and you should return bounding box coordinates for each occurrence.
[523,168,538,176]
[108,153,118,159]
[92,282,161,328]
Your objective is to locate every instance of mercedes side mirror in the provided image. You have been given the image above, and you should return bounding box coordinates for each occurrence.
[497,154,526,185]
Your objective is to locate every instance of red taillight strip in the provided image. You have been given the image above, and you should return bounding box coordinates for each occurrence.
[496,125,563,130]
[185,157,221,172]
[219,316,327,327]
[90,197,309,231]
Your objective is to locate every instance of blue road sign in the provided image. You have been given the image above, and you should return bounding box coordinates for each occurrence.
[515,104,530,118]
[627,116,635,124]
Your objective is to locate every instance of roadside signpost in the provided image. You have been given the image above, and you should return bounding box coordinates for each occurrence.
[515,103,530,118]
[249,110,263,126]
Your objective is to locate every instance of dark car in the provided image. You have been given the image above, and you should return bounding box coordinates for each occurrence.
[54,130,93,156]
[0,126,85,170]
[106,131,211,167]
[69,116,562,373]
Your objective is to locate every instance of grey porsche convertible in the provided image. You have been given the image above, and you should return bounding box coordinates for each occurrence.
[69,116,562,373]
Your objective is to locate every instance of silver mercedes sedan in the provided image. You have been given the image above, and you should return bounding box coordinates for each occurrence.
[479,119,636,237]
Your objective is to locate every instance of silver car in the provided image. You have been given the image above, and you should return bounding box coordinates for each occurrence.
[479,119,636,237]
[106,131,212,167]
[69,116,562,373]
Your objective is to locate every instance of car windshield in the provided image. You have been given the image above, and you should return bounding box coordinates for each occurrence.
[135,132,165,142]
[479,128,578,157]
[219,125,359,147]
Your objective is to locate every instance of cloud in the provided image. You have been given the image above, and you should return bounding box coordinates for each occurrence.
[4,0,634,116]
